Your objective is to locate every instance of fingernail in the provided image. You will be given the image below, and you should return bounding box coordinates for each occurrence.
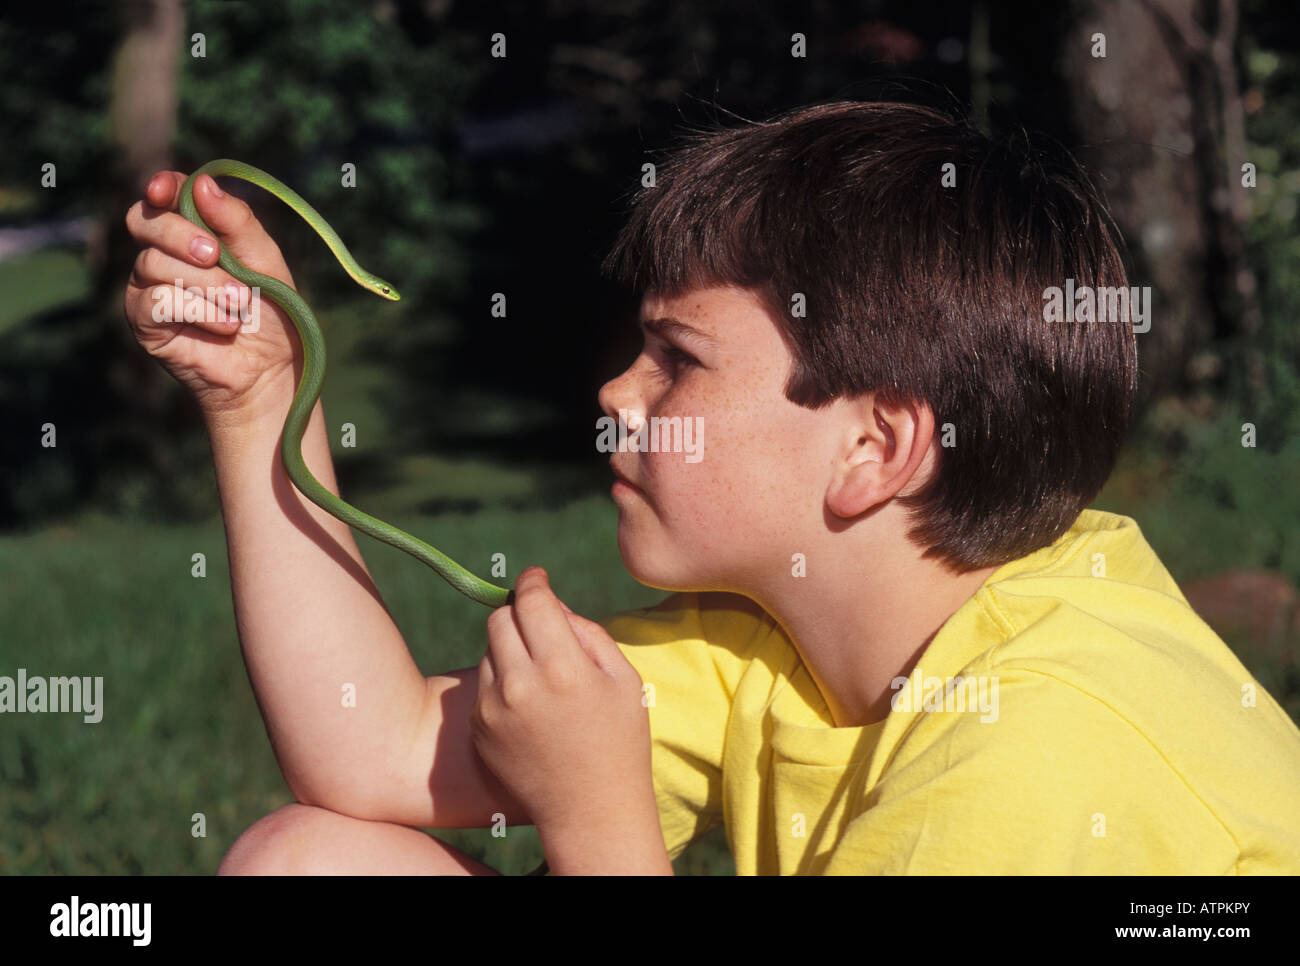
[191,236,217,262]
[147,174,164,195]
[207,177,224,198]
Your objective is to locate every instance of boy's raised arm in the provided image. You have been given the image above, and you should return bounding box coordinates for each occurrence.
[125,170,526,827]
[209,402,531,826]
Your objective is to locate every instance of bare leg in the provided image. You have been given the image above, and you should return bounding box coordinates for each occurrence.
[217,803,502,875]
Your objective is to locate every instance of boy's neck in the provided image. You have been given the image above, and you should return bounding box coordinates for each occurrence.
[750,527,1001,729]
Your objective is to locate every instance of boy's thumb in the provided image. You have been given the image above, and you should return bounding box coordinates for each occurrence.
[192,174,262,255]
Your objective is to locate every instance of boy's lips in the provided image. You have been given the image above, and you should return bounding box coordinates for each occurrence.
[610,461,642,492]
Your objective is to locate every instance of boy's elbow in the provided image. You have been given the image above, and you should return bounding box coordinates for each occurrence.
[282,769,375,822]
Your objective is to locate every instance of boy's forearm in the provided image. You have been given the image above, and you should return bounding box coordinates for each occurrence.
[205,392,429,818]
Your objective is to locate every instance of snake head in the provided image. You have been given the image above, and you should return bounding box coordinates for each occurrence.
[373,279,402,302]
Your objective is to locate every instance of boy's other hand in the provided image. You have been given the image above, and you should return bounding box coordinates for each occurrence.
[123,170,301,425]
[472,567,657,837]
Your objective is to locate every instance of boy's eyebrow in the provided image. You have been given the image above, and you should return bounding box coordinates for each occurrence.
[640,316,721,349]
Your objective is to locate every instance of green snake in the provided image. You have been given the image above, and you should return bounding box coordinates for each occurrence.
[178,160,513,610]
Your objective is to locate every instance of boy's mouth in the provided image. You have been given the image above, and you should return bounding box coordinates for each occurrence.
[610,461,643,493]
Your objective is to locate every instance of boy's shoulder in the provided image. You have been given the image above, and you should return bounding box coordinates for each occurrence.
[927,508,1243,688]
[917,508,1300,761]
[874,508,1300,872]
[823,509,1300,873]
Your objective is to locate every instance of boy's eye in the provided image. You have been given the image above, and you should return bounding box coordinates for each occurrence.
[657,343,698,371]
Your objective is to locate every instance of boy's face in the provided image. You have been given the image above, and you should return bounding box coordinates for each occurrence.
[598,284,850,594]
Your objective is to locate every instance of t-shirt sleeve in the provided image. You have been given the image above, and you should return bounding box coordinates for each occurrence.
[831,669,1238,874]
[602,591,772,862]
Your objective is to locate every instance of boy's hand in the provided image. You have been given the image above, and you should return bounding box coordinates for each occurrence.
[123,171,300,425]
[472,567,657,838]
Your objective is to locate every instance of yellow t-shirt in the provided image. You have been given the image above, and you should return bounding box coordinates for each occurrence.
[604,509,1300,874]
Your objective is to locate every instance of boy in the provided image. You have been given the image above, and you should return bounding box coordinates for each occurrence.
[124,101,1300,874]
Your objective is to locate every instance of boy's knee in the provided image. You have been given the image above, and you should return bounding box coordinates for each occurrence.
[216,802,501,875]
[218,803,335,875]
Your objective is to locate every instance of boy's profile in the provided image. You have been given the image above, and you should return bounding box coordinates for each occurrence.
[123,100,1300,874]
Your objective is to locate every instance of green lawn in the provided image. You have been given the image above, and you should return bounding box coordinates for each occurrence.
[0,249,90,334]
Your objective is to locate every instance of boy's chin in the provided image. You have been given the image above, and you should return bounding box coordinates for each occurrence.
[618,544,728,595]
[617,539,697,593]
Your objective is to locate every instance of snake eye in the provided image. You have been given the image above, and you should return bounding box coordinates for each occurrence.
[381,286,390,294]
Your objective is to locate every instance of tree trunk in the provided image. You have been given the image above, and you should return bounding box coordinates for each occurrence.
[1061,0,1262,412]
[96,0,186,486]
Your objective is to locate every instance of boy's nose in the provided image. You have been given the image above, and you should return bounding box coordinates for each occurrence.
[598,369,640,422]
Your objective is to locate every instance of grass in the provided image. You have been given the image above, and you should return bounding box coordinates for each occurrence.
[0,249,89,334]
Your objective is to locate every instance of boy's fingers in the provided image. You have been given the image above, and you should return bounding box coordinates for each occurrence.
[552,606,626,677]
[192,174,263,257]
[144,171,188,211]
[132,283,246,335]
[485,605,529,680]
[570,618,622,674]
[511,568,578,666]
[124,212,222,269]
[178,174,296,287]
[128,248,246,304]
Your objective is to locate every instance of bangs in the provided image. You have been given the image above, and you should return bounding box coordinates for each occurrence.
[601,129,779,299]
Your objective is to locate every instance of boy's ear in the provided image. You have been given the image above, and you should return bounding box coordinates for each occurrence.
[825,395,936,519]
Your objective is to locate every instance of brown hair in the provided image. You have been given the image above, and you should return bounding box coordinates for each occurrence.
[601,100,1139,573]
